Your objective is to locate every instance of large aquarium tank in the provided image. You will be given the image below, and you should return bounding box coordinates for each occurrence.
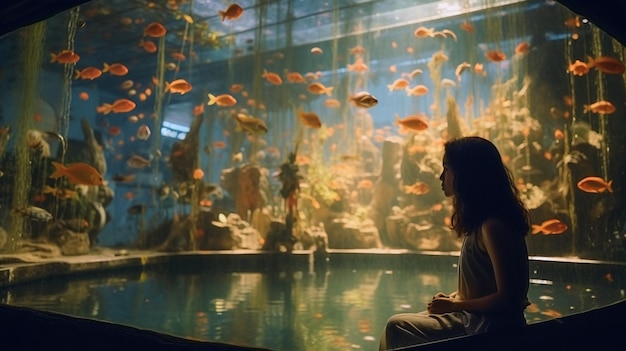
[1,0,625,350]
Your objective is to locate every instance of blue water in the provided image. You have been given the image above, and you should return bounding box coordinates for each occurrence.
[1,264,624,351]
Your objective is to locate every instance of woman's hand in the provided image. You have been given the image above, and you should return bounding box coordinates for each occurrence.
[427,297,457,314]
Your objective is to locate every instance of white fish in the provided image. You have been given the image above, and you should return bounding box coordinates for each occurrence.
[440,78,457,88]
[137,124,151,140]
[13,206,53,221]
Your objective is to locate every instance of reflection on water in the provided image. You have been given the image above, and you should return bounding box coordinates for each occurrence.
[1,266,624,350]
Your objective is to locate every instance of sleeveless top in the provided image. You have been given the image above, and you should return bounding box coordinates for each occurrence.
[456,231,529,333]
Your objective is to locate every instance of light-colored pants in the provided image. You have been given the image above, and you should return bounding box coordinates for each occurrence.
[379,310,525,350]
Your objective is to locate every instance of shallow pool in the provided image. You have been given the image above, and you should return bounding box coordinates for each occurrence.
[1,258,625,351]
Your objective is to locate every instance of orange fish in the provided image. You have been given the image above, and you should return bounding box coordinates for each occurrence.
[395,113,429,132]
[515,41,530,55]
[213,141,227,149]
[192,168,204,180]
[297,110,322,129]
[357,179,373,189]
[139,39,157,53]
[387,78,410,92]
[577,176,613,193]
[531,219,568,235]
[587,56,625,75]
[262,69,282,85]
[414,26,435,38]
[460,21,474,33]
[310,47,323,55]
[79,92,89,101]
[50,50,80,64]
[97,99,136,114]
[193,104,204,116]
[171,52,186,61]
[474,63,486,76]
[406,84,429,96]
[208,93,237,107]
[485,50,507,62]
[103,63,129,76]
[108,126,121,136]
[286,72,306,83]
[324,98,341,108]
[144,21,166,37]
[74,67,102,80]
[404,181,430,195]
[165,79,192,94]
[347,58,368,72]
[307,82,333,96]
[218,3,244,22]
[583,100,615,114]
[49,161,104,186]
[564,16,580,28]
[230,84,244,93]
[567,59,590,76]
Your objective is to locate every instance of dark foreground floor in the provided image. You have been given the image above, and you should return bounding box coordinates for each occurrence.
[1,299,625,351]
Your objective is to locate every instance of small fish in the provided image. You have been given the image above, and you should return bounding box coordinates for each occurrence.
[531,219,568,235]
[515,41,530,55]
[460,21,474,33]
[349,92,378,108]
[192,168,204,180]
[234,113,268,135]
[144,21,166,37]
[485,50,506,62]
[455,62,472,81]
[74,67,102,80]
[577,176,613,193]
[387,78,410,92]
[564,16,580,28]
[438,29,457,41]
[50,161,104,186]
[112,174,136,183]
[12,206,53,221]
[567,59,590,76]
[126,155,152,168]
[230,84,244,93]
[324,98,341,108]
[440,78,457,88]
[307,82,333,96]
[218,3,244,22]
[97,99,136,114]
[120,80,134,90]
[136,124,151,140]
[165,79,192,94]
[43,185,79,200]
[310,47,323,55]
[79,92,89,100]
[50,50,80,64]
[395,113,429,132]
[139,39,157,53]
[262,69,283,85]
[286,72,306,83]
[406,85,429,96]
[347,58,368,72]
[297,110,322,129]
[402,68,423,80]
[127,204,147,215]
[357,179,373,189]
[587,56,625,75]
[207,93,237,107]
[414,26,435,38]
[404,181,430,195]
[102,63,128,76]
[583,100,615,114]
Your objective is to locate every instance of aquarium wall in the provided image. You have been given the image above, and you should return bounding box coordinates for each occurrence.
[0,0,625,261]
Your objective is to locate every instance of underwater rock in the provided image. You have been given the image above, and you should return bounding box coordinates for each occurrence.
[221,165,265,220]
[203,220,236,250]
[403,222,442,250]
[55,229,90,256]
[385,214,407,248]
[234,226,262,250]
[262,220,295,252]
[327,218,382,249]
[250,207,272,239]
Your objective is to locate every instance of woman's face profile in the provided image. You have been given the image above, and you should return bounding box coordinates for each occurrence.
[440,155,455,197]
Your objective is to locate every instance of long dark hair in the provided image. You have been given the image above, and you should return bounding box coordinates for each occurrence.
[444,136,530,238]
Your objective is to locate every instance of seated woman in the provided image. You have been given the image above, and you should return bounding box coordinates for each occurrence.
[379,136,531,350]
